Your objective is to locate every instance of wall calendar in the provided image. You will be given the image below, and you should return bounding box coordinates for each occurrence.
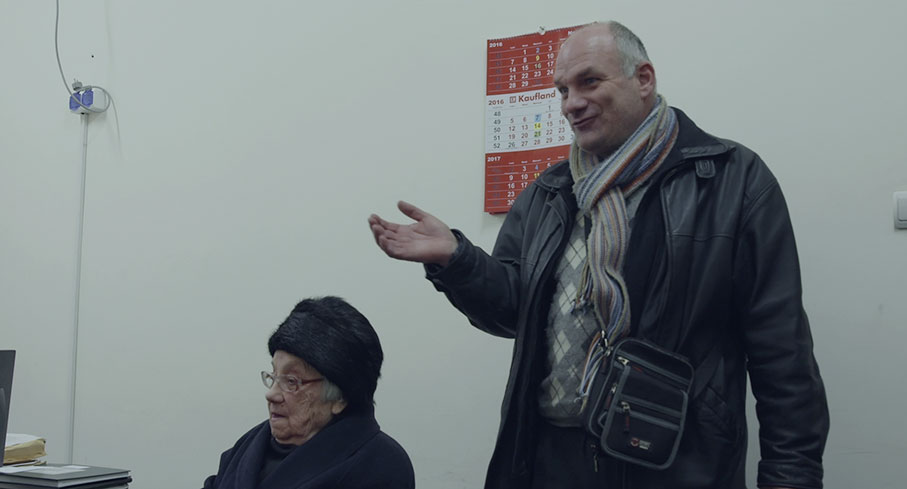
[484,25,581,213]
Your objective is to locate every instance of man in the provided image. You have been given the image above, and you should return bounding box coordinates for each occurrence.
[369,21,828,489]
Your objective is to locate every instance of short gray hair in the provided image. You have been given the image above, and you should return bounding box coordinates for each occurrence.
[322,378,344,402]
[605,21,650,77]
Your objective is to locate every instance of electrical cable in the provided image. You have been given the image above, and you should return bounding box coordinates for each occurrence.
[55,0,113,464]
[55,0,110,113]
[66,113,91,465]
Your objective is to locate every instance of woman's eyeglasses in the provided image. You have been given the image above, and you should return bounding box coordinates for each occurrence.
[261,371,323,393]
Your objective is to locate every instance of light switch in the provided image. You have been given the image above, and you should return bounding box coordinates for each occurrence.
[895,191,907,229]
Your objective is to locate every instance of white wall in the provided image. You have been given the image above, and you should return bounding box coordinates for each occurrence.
[1,1,905,488]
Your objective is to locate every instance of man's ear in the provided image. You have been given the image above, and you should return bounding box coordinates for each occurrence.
[636,62,656,99]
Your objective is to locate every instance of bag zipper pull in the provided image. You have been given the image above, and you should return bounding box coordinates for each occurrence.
[590,441,600,472]
[621,401,631,434]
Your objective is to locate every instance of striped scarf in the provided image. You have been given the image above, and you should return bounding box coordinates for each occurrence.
[569,95,678,346]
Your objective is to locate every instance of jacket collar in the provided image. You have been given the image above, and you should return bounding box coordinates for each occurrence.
[534,107,735,192]
[261,409,380,489]
[665,107,734,169]
[224,409,380,489]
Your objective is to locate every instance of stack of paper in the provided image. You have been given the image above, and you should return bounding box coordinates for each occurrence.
[0,464,130,489]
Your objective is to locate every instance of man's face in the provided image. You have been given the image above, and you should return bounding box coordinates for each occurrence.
[554,26,654,158]
[265,350,346,445]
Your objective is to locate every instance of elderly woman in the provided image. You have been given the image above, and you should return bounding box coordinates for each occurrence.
[202,296,415,489]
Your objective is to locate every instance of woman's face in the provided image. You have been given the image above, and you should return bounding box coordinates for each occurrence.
[265,350,346,445]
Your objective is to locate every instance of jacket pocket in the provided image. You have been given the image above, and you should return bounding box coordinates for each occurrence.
[696,385,738,442]
[625,386,745,488]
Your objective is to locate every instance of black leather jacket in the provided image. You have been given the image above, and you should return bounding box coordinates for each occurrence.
[427,109,828,489]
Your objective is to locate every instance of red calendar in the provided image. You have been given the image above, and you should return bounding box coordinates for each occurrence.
[484,25,582,213]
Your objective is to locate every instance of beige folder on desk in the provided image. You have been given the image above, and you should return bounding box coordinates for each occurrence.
[3,434,46,465]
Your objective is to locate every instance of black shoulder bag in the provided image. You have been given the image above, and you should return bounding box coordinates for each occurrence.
[582,337,694,470]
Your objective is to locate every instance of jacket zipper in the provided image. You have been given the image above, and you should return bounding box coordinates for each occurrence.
[654,166,682,334]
